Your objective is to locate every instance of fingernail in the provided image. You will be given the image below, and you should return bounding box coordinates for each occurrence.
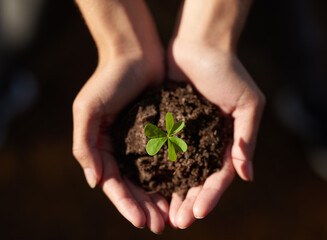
[176,216,188,229]
[247,162,254,181]
[178,226,188,230]
[169,218,178,229]
[194,208,204,219]
[84,168,97,188]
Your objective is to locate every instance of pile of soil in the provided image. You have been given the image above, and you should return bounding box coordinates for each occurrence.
[111,81,232,200]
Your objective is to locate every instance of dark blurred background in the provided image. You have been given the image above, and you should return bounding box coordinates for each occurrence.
[1,0,327,239]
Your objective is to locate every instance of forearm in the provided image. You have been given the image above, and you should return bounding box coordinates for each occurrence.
[175,0,253,51]
[75,0,163,63]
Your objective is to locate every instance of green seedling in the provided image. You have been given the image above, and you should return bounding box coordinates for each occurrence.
[144,112,188,161]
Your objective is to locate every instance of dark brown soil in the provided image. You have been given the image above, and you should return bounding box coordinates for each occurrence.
[111,81,232,200]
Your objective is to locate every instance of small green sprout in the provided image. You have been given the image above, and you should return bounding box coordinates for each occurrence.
[144,112,188,161]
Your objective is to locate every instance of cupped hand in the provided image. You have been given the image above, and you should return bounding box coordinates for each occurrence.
[167,39,265,228]
[72,55,169,234]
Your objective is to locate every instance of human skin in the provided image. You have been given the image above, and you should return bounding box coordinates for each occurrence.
[167,0,265,229]
[73,0,265,233]
[73,0,169,234]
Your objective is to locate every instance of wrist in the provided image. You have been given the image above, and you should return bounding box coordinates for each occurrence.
[97,46,164,83]
[97,36,164,66]
[168,36,238,82]
[175,0,252,53]
[172,34,235,54]
[171,36,235,57]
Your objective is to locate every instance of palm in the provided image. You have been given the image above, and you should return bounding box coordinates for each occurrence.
[73,59,169,233]
[167,42,265,228]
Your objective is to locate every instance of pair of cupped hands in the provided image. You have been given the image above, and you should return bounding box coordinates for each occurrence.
[72,36,265,233]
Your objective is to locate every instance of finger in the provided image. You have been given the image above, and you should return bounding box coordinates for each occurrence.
[232,91,265,181]
[193,149,235,219]
[149,193,169,224]
[125,179,165,234]
[169,192,183,228]
[101,152,146,228]
[72,97,104,188]
[175,186,202,229]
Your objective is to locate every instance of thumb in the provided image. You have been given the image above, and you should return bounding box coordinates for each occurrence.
[72,97,104,188]
[231,90,265,181]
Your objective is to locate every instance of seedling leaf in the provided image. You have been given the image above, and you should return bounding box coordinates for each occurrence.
[170,122,185,136]
[168,139,177,161]
[144,112,188,161]
[146,137,167,156]
[172,141,183,153]
[169,137,187,152]
[166,112,174,135]
[144,123,166,138]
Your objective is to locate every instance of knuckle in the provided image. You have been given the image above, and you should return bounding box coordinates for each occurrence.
[72,94,103,120]
[250,91,266,110]
[72,97,87,116]
[72,146,89,166]
[258,91,266,107]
